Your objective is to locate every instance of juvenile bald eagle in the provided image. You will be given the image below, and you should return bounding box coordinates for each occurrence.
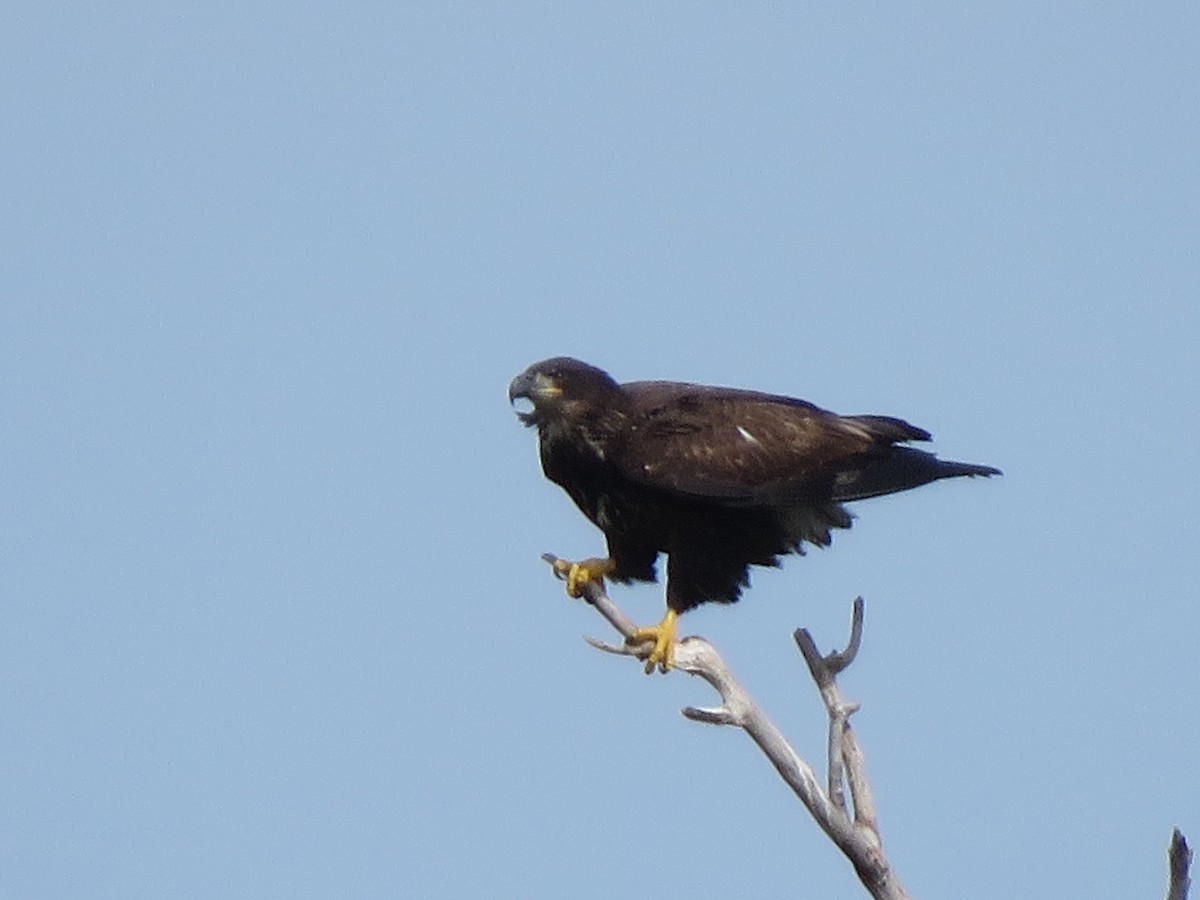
[509,357,999,672]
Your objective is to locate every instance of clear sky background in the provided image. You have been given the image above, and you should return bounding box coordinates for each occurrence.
[3,5,1197,898]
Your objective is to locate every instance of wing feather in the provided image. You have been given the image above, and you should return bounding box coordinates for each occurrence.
[615,382,891,505]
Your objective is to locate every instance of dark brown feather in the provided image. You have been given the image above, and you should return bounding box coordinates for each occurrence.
[510,358,999,614]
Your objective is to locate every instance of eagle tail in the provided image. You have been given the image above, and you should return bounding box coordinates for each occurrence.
[832,447,1001,501]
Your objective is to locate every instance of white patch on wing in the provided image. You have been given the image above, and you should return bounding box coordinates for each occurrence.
[839,420,873,440]
[736,425,760,445]
[834,470,860,488]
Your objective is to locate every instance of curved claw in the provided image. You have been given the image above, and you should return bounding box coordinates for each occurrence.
[551,557,616,598]
[627,609,678,674]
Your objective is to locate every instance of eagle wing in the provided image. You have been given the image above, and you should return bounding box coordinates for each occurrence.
[614,381,924,506]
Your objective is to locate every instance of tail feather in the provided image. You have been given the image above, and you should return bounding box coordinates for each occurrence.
[832,447,1001,502]
[842,414,931,443]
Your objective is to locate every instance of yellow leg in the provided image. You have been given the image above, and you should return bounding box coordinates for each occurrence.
[551,556,616,598]
[627,608,678,674]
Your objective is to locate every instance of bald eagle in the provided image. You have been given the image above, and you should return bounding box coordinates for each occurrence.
[509,357,999,671]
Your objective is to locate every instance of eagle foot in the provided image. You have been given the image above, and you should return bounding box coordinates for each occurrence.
[626,609,678,674]
[551,556,616,598]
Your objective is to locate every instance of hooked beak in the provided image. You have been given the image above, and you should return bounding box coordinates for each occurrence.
[508,369,561,425]
[507,371,534,405]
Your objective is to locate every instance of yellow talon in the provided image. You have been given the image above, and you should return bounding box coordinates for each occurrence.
[551,556,616,598]
[627,608,678,674]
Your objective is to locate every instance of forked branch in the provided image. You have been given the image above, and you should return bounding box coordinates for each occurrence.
[541,555,1192,900]
[794,598,877,833]
[542,554,909,900]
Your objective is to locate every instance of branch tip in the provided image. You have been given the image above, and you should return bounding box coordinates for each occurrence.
[682,705,738,726]
[1168,828,1192,900]
[583,636,634,656]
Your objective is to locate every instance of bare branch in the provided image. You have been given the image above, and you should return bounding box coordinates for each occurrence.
[794,600,878,836]
[540,554,909,900]
[1169,829,1192,900]
[540,555,1185,899]
[827,596,866,674]
[681,703,739,727]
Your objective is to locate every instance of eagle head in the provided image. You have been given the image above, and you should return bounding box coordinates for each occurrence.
[508,357,621,427]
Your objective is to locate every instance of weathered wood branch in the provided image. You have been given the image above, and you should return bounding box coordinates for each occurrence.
[794,598,878,836]
[542,554,1191,900]
[542,554,910,900]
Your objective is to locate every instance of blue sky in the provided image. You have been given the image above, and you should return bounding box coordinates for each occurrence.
[3,4,1197,898]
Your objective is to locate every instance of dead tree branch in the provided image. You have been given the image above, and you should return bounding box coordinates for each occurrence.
[542,554,909,900]
[1169,828,1193,900]
[794,598,878,836]
[542,555,1192,900]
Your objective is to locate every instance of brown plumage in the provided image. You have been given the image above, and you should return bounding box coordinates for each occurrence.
[509,356,999,669]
